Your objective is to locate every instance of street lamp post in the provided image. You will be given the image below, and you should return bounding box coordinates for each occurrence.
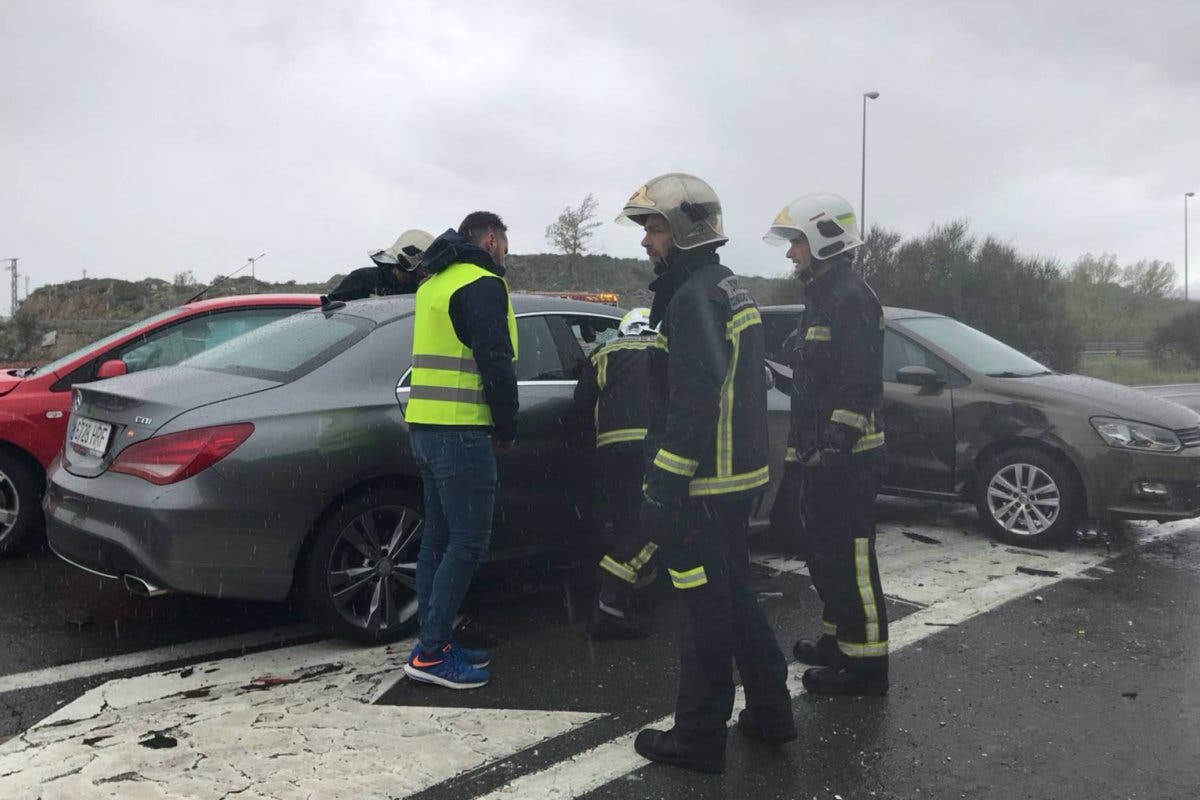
[1187,192,1195,302]
[248,252,266,280]
[860,91,880,239]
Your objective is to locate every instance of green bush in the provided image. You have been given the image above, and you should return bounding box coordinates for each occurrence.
[1150,308,1200,366]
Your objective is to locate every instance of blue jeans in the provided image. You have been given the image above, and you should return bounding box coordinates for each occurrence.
[411,428,498,652]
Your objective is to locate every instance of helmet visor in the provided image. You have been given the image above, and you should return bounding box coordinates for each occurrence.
[763,226,802,246]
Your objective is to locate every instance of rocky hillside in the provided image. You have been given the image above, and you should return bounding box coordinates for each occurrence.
[4,254,798,362]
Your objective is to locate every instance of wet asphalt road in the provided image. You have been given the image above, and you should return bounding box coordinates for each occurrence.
[1,501,1199,798]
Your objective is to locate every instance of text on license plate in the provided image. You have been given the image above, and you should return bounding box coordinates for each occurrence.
[71,417,113,455]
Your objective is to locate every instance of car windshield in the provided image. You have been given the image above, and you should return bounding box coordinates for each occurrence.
[182,310,374,382]
[896,316,1051,377]
[34,308,183,377]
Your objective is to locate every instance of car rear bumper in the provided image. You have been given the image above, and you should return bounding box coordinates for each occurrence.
[43,460,301,602]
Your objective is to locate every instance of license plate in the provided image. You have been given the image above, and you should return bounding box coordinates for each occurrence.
[70,417,113,456]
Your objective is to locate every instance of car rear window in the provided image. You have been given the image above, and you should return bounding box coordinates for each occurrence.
[182,310,373,382]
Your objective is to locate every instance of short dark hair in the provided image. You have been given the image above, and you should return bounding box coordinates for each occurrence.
[458,211,507,244]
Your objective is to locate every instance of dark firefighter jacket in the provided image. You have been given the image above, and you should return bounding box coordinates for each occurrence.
[643,248,770,503]
[573,333,663,451]
[326,264,414,302]
[408,229,519,443]
[787,256,886,466]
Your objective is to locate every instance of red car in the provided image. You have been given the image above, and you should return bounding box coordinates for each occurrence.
[0,293,321,555]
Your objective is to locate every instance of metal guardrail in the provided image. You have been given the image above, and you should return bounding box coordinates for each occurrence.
[1081,341,1148,358]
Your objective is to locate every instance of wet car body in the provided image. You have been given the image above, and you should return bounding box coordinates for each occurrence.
[0,294,320,555]
[49,295,733,642]
[762,304,1200,545]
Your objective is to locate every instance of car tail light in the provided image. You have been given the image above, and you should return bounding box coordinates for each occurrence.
[109,424,254,485]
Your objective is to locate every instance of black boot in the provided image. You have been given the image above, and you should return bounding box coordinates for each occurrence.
[736,708,797,744]
[792,634,839,666]
[586,594,650,641]
[801,660,888,696]
[634,728,726,774]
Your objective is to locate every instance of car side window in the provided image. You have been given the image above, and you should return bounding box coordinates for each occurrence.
[514,315,570,381]
[565,315,621,358]
[762,311,802,363]
[883,328,954,384]
[118,308,297,374]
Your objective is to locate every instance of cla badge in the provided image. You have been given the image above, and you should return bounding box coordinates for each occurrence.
[72,392,83,412]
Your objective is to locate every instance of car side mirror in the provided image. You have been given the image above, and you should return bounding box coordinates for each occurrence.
[896,365,945,390]
[96,359,128,379]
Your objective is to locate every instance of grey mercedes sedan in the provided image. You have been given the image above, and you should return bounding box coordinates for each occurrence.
[44,295,648,643]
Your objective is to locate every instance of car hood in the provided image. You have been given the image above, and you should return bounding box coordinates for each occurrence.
[990,373,1200,430]
[0,371,29,397]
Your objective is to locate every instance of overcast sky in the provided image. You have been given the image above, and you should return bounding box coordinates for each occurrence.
[2,1,1198,308]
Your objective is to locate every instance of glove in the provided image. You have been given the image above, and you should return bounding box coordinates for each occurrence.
[639,491,681,544]
[821,420,860,454]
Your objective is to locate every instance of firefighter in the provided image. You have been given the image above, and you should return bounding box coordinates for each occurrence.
[616,173,794,774]
[764,192,889,696]
[574,307,664,640]
[325,229,434,302]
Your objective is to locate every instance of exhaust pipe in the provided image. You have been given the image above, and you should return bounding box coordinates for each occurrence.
[122,574,170,598]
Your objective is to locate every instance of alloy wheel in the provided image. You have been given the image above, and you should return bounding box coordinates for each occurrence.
[325,504,422,633]
[0,471,19,545]
[986,462,1061,538]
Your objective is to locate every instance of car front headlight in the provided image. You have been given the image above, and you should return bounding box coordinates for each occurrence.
[1090,417,1182,453]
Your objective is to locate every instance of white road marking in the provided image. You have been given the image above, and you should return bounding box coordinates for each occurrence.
[1,517,1194,799]
[0,637,600,800]
[0,624,319,696]
[475,520,1198,799]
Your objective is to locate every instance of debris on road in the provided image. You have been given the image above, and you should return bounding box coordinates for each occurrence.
[139,731,178,749]
[1122,692,1139,699]
[1016,565,1060,578]
[903,531,942,545]
[242,662,344,691]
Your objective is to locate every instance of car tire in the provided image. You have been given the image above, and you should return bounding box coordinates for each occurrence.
[975,446,1081,548]
[0,450,43,557]
[298,486,424,645]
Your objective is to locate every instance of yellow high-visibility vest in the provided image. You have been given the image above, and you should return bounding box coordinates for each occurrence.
[405,263,518,426]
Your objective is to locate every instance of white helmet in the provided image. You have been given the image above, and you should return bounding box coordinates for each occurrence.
[615,173,728,251]
[370,229,434,271]
[763,193,863,261]
[618,307,655,336]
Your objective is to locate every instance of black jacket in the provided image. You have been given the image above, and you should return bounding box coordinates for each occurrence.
[643,248,770,503]
[788,257,886,465]
[574,333,663,452]
[326,265,412,302]
[412,229,519,443]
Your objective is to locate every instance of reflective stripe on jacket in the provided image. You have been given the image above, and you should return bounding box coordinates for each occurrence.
[574,335,663,450]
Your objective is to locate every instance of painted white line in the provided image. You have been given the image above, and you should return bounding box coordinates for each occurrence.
[0,623,319,696]
[0,635,601,800]
[475,521,1193,799]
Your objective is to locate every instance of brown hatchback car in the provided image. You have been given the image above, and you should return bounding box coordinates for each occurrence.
[762,305,1200,546]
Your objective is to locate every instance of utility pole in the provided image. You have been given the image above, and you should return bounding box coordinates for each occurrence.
[1187,192,1195,301]
[24,276,29,302]
[248,252,266,280]
[860,91,880,239]
[3,258,18,316]
[82,269,88,279]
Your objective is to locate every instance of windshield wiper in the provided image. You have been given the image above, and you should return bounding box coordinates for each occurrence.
[987,370,1052,378]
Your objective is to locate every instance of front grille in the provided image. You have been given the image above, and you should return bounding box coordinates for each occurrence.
[1175,426,1200,448]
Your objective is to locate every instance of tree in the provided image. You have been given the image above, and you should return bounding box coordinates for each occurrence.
[1122,259,1176,298]
[853,221,1083,371]
[173,270,197,288]
[1068,252,1121,285]
[545,193,602,259]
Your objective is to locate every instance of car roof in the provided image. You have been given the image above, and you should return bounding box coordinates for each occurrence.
[181,293,323,313]
[759,303,947,321]
[328,292,626,324]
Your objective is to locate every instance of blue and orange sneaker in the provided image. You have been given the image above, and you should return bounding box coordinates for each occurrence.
[404,643,490,689]
[408,642,490,669]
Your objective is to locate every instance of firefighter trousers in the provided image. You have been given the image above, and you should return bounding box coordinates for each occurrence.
[595,447,657,598]
[804,461,889,667]
[659,496,792,752]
